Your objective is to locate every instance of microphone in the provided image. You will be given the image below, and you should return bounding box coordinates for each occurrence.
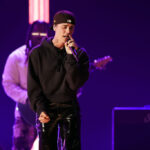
[42,123,45,132]
[66,36,79,62]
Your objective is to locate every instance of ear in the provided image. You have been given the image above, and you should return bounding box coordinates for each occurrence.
[53,25,56,31]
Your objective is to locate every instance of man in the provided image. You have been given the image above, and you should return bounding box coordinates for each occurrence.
[2,21,50,150]
[27,10,89,150]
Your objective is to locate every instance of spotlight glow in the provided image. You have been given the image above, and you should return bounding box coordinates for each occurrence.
[29,0,49,24]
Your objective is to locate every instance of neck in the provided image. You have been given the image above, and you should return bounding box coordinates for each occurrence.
[52,37,64,49]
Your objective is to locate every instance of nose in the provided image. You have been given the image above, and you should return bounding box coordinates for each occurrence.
[66,27,71,34]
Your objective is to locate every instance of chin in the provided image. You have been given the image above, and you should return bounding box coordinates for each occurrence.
[62,38,67,43]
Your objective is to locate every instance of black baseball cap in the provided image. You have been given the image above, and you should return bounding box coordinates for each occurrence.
[51,10,76,30]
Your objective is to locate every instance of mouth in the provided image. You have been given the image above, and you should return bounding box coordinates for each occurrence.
[63,35,70,40]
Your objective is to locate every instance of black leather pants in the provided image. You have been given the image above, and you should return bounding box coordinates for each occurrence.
[36,101,81,150]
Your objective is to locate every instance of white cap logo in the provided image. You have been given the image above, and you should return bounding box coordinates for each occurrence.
[67,19,72,23]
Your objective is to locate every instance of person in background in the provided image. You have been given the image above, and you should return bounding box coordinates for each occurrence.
[2,21,50,150]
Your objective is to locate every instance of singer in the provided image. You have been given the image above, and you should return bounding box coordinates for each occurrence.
[27,10,89,150]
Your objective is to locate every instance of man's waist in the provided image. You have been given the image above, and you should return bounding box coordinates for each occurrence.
[46,93,76,103]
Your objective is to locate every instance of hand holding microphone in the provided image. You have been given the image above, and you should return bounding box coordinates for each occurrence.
[39,112,50,132]
[39,112,50,123]
[65,35,79,62]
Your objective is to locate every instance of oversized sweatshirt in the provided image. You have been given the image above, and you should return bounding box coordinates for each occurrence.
[27,37,89,115]
[2,45,28,104]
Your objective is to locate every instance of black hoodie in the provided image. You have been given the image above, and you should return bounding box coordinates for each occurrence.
[27,37,89,115]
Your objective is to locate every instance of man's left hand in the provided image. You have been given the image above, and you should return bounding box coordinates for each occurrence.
[65,35,78,54]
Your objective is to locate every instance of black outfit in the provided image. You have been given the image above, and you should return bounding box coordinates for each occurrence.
[27,37,89,150]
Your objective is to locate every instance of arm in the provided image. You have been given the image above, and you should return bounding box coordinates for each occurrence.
[27,51,49,115]
[2,53,27,104]
[64,48,89,91]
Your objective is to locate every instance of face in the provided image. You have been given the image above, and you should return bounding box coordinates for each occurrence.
[30,23,49,48]
[53,23,75,43]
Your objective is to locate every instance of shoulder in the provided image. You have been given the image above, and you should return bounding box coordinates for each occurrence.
[77,47,87,53]
[8,45,26,61]
[77,47,89,58]
[29,37,53,57]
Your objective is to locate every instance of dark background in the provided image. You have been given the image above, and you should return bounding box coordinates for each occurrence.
[0,0,150,149]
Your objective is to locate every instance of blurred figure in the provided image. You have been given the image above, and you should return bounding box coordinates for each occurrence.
[2,21,50,150]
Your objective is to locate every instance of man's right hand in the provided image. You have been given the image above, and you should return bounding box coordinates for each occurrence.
[39,112,50,123]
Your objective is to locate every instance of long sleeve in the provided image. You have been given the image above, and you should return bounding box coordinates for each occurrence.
[2,52,27,104]
[64,48,89,91]
[27,51,49,115]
